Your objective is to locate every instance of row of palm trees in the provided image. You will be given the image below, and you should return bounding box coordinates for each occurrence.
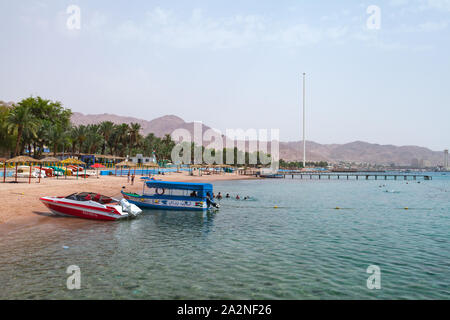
[0,97,175,160]
[1,97,272,166]
[68,122,175,160]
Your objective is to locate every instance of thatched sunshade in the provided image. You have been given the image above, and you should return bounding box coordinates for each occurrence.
[5,156,41,184]
[6,156,41,163]
[116,160,137,168]
[41,156,61,163]
[60,158,85,165]
[142,162,159,168]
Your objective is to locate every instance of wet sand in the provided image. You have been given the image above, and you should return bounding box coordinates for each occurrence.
[0,171,257,231]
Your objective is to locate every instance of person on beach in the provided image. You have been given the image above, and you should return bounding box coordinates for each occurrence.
[131,174,135,185]
[127,172,130,183]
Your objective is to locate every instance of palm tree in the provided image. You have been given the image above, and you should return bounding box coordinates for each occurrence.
[99,121,115,155]
[0,104,14,156]
[128,123,142,154]
[47,125,66,156]
[7,104,39,156]
[116,124,130,157]
[161,133,175,160]
[72,125,87,154]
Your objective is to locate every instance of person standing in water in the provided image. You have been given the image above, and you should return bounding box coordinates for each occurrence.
[236,195,240,200]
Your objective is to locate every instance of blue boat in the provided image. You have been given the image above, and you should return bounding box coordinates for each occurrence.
[121,180,219,211]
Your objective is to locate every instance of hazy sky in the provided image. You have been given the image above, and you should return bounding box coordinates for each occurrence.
[0,0,449,150]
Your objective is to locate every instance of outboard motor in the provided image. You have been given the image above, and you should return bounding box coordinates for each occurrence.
[120,199,142,217]
[206,197,220,209]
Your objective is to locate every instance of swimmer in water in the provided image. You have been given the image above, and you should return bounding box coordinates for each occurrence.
[236,195,240,200]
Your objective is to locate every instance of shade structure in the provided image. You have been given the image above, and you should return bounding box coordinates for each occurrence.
[5,156,41,184]
[59,158,86,180]
[40,156,61,163]
[116,160,137,168]
[6,156,40,164]
[90,163,106,169]
[60,158,86,165]
[142,162,159,168]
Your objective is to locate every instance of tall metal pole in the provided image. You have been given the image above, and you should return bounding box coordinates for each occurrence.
[302,73,306,168]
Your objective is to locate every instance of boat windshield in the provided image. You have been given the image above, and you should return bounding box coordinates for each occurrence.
[65,192,114,204]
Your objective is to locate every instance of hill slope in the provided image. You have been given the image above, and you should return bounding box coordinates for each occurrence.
[71,112,445,166]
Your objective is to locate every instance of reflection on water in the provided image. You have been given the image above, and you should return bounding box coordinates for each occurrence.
[0,174,449,299]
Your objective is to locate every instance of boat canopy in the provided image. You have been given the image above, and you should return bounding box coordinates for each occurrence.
[145,180,213,197]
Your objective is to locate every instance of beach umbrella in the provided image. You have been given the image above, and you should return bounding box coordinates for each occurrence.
[143,162,159,176]
[6,156,41,184]
[90,163,106,168]
[41,156,60,163]
[60,158,86,179]
[115,160,136,167]
[60,158,85,165]
[40,157,61,179]
[116,161,136,177]
[90,163,106,178]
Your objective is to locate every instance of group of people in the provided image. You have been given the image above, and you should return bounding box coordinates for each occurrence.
[214,192,250,200]
[127,172,135,185]
[189,191,249,200]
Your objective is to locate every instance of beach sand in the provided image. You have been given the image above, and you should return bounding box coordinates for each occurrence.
[0,171,257,230]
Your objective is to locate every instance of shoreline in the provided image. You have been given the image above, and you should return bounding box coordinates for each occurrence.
[0,172,258,232]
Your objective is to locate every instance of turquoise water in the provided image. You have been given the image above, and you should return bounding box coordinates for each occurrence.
[0,173,449,299]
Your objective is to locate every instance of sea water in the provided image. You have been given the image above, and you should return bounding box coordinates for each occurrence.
[0,173,449,299]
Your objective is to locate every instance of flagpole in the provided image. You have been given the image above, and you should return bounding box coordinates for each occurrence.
[302,73,306,168]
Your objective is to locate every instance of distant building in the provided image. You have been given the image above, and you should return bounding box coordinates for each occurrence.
[445,149,449,169]
[422,160,431,168]
[411,158,419,168]
[130,153,157,165]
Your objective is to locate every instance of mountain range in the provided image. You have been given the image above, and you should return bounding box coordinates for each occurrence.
[71,112,445,166]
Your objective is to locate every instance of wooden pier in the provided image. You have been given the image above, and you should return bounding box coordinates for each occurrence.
[254,172,433,181]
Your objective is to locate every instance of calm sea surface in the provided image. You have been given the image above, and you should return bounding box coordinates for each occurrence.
[0,173,449,299]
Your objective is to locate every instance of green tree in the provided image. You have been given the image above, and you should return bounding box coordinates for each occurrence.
[7,103,39,156]
[99,121,115,155]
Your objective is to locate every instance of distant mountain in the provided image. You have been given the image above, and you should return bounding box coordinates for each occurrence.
[0,100,14,108]
[277,140,444,165]
[71,112,445,166]
[71,112,214,138]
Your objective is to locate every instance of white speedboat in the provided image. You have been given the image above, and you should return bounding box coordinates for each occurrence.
[40,192,142,221]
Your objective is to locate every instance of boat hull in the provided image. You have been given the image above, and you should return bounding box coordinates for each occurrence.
[40,197,127,221]
[121,191,207,211]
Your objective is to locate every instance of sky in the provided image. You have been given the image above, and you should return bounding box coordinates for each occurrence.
[0,0,449,151]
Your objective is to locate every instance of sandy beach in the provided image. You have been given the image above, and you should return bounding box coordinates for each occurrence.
[0,171,257,230]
